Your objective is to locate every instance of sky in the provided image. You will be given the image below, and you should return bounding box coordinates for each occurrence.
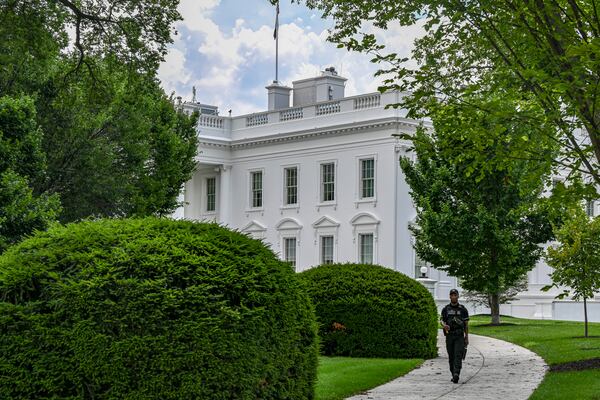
[157,0,425,116]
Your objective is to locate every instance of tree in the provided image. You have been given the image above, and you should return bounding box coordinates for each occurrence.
[463,277,529,311]
[35,64,199,222]
[399,95,555,325]
[1,2,199,222]
[288,0,600,188]
[0,96,60,252]
[544,209,600,337]
[1,0,181,91]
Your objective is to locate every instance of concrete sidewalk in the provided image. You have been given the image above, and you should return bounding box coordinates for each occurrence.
[346,331,547,400]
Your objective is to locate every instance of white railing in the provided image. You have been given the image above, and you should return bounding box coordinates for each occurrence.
[315,100,341,116]
[280,107,303,121]
[246,113,269,127]
[354,94,380,110]
[198,115,224,128]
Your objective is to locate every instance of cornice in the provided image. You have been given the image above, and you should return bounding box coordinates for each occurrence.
[197,118,422,150]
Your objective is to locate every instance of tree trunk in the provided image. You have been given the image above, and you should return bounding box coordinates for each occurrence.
[490,293,501,325]
[584,297,588,338]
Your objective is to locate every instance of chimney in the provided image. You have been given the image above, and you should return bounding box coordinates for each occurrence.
[266,81,292,111]
[292,66,347,107]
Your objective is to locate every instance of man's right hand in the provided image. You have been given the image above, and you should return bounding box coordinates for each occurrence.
[443,324,450,333]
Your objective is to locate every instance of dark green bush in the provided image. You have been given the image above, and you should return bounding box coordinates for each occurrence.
[299,263,437,359]
[0,218,318,399]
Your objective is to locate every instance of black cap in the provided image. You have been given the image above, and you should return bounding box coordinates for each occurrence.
[449,289,459,295]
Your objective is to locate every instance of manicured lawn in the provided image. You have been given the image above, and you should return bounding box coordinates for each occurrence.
[470,315,600,400]
[315,357,423,400]
[528,370,600,400]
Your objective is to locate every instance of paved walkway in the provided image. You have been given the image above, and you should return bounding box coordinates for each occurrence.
[347,331,547,400]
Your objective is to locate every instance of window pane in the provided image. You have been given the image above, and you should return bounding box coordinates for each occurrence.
[284,237,297,268]
[321,163,335,202]
[285,167,298,205]
[359,233,373,264]
[251,171,263,208]
[360,158,375,199]
[206,177,216,212]
[321,236,334,264]
[586,200,595,217]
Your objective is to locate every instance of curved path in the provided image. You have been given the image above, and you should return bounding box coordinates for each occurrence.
[346,331,547,400]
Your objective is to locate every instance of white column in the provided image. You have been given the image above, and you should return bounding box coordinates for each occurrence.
[219,165,232,226]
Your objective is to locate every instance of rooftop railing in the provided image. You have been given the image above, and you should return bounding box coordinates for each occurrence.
[196,92,400,132]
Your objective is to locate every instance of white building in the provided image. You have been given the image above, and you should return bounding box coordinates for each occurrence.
[175,68,600,322]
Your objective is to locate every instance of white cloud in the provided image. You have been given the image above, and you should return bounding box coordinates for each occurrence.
[158,48,191,96]
[158,1,427,115]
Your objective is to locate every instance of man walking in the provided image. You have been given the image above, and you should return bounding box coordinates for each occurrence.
[441,288,469,383]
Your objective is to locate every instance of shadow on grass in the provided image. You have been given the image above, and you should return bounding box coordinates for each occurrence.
[550,358,600,372]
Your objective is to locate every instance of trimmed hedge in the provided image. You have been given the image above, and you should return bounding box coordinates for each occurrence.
[0,218,318,399]
[299,263,437,359]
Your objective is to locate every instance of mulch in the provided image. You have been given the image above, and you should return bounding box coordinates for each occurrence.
[549,358,600,372]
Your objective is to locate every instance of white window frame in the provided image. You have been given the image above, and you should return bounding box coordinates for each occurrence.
[282,236,298,269]
[351,212,379,264]
[585,199,596,217]
[248,168,265,210]
[358,232,375,264]
[276,217,303,270]
[205,176,217,213]
[281,164,300,209]
[318,160,337,206]
[313,216,339,265]
[356,155,377,202]
[319,235,335,265]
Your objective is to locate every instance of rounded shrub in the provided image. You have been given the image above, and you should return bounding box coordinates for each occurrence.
[0,217,318,399]
[299,263,437,359]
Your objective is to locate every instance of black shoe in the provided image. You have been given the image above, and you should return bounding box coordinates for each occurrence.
[452,374,459,383]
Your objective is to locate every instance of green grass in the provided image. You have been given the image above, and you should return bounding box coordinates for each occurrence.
[315,357,423,400]
[528,370,600,400]
[470,315,600,364]
[470,315,600,399]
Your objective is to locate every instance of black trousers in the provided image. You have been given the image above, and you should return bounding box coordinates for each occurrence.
[446,331,465,376]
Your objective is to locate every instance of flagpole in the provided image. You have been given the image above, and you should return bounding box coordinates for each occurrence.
[274,1,279,83]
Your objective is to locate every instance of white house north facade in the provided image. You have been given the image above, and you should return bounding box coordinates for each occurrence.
[174,68,600,322]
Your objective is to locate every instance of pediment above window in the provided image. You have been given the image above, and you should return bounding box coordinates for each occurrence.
[312,216,340,229]
[241,220,267,233]
[350,212,380,226]
[276,218,302,231]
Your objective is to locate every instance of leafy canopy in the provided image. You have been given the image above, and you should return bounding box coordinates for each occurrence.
[0,96,60,252]
[287,0,600,187]
[1,1,198,223]
[399,94,555,323]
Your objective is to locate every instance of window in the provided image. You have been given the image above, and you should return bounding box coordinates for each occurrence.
[321,162,335,202]
[359,233,374,264]
[250,171,263,208]
[284,167,298,205]
[586,200,595,217]
[320,235,334,264]
[206,177,216,212]
[360,158,375,199]
[283,237,297,268]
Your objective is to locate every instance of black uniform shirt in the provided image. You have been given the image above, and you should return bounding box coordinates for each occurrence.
[441,303,469,332]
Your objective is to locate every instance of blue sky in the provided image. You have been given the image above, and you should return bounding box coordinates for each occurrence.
[157,0,424,115]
